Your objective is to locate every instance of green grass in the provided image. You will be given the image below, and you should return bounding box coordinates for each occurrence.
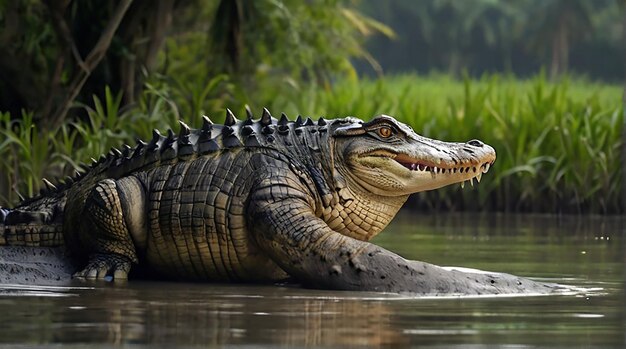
[254,73,623,213]
[0,73,622,213]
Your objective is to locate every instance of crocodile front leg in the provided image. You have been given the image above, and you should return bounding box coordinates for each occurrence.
[249,194,420,292]
[246,177,420,292]
[74,177,144,280]
[248,189,557,295]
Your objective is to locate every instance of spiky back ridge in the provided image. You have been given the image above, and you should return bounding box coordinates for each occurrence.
[18,108,332,207]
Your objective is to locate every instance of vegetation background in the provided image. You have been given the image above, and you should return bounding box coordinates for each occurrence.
[0,0,623,214]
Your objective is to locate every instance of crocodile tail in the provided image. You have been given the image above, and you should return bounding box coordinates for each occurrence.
[0,205,64,247]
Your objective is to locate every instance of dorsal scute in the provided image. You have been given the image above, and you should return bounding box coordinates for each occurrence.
[279,113,289,126]
[110,147,122,157]
[225,109,238,126]
[261,108,272,126]
[134,139,147,156]
[147,129,161,151]
[121,144,132,158]
[42,178,56,191]
[244,105,254,125]
[178,120,191,138]
[241,125,254,136]
[32,109,334,203]
[202,115,214,131]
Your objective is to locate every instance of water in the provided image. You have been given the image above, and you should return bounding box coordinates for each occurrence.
[0,212,623,348]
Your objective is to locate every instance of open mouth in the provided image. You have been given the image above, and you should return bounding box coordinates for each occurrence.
[394,152,490,171]
[362,150,495,186]
[395,158,492,175]
[391,153,494,186]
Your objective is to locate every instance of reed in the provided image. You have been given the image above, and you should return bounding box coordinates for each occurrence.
[0,74,622,213]
[254,73,623,213]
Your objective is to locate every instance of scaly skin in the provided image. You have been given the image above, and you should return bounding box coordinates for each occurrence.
[0,110,558,294]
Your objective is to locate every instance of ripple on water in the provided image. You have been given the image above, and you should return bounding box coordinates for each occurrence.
[0,284,94,297]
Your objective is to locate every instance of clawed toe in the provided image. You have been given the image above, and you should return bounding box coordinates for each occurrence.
[73,253,131,281]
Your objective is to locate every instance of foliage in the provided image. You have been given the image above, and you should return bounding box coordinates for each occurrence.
[0,0,388,126]
[164,0,393,92]
[0,76,228,205]
[0,1,156,123]
[358,0,623,80]
[0,74,622,214]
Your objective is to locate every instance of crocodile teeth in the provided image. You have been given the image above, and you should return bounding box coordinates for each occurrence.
[469,177,474,187]
[476,172,482,183]
[399,162,428,172]
[482,163,490,173]
[461,181,465,189]
[400,160,457,174]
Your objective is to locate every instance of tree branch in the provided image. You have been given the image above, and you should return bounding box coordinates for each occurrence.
[46,0,134,129]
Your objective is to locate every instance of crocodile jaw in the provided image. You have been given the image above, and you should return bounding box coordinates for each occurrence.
[350,144,496,196]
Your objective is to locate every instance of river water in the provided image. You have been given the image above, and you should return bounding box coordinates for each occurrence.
[0,212,623,348]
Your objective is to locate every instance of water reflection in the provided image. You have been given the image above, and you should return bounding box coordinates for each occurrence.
[377,212,624,281]
[0,213,624,347]
[0,282,414,346]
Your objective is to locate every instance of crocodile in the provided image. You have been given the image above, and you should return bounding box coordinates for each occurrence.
[0,109,560,294]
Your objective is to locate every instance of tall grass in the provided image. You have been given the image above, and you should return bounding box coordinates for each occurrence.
[258,73,622,213]
[0,73,622,214]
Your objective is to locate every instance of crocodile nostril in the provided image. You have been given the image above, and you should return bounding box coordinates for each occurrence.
[467,139,484,147]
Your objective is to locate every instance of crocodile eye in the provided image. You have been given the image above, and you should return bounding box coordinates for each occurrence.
[378,127,393,138]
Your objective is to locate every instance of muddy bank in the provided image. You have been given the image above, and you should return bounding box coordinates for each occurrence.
[0,245,568,296]
[0,246,74,285]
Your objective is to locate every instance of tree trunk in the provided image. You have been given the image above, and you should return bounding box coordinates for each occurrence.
[46,0,134,129]
[550,35,560,80]
[621,0,626,212]
[560,21,569,75]
[550,17,568,80]
[118,0,175,105]
[448,50,461,77]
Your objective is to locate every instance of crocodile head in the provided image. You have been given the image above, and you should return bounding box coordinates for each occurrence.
[332,115,496,196]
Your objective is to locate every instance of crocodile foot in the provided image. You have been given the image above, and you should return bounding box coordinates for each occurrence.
[73,253,131,281]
